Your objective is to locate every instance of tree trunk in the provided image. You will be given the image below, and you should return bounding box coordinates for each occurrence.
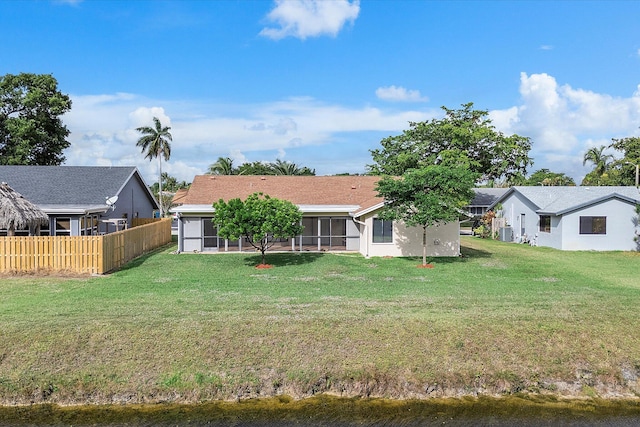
[158,153,163,217]
[422,226,427,266]
[260,236,267,265]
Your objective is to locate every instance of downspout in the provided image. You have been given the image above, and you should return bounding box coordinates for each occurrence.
[177,213,183,253]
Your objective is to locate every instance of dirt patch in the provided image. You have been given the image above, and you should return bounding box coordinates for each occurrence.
[255,264,274,269]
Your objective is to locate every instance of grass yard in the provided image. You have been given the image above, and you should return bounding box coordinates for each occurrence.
[1,236,639,405]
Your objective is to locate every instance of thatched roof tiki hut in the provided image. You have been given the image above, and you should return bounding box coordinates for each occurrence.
[0,182,49,236]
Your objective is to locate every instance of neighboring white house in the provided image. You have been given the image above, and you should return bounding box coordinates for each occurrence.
[489,186,640,251]
[171,175,461,258]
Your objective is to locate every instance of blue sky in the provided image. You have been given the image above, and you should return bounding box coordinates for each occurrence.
[3,0,640,185]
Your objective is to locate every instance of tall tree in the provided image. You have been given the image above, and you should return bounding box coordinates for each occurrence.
[369,103,532,182]
[212,193,303,266]
[136,117,172,216]
[583,145,613,176]
[525,169,575,186]
[236,161,276,176]
[150,172,190,215]
[270,159,315,176]
[610,135,640,187]
[0,73,72,165]
[207,157,236,175]
[375,165,477,266]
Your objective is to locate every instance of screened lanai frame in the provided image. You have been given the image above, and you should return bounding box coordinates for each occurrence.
[198,215,360,253]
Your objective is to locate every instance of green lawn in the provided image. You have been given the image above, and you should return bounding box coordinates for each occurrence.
[1,237,639,404]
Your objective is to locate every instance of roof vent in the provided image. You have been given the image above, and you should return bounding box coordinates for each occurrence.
[261,176,266,180]
[351,185,356,189]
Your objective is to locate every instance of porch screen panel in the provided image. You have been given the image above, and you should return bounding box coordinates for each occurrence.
[202,218,218,248]
[301,217,318,247]
[320,218,331,247]
[331,218,347,248]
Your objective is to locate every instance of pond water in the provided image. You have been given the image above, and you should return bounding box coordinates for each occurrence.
[2,395,640,426]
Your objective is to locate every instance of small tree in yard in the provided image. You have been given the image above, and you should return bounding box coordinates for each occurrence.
[375,165,477,266]
[212,192,303,266]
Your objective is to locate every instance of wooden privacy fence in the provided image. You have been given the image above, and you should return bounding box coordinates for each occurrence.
[0,218,172,275]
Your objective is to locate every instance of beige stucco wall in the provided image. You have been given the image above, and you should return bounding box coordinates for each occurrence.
[358,213,460,258]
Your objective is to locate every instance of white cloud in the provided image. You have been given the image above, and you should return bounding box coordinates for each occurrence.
[260,0,360,40]
[375,85,428,102]
[62,93,432,183]
[539,45,554,50]
[490,72,640,181]
[62,72,640,185]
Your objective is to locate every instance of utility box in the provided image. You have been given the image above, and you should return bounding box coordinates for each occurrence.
[499,226,512,242]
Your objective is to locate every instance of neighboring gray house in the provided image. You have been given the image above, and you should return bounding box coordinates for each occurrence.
[490,186,640,251]
[0,166,158,236]
[468,188,509,217]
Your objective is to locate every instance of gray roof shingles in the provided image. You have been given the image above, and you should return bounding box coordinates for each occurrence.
[0,166,138,206]
[510,186,640,214]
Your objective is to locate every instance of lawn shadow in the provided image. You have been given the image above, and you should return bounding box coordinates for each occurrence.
[243,252,326,267]
[109,242,177,273]
[460,242,493,260]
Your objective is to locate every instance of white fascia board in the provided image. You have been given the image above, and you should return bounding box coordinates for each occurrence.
[39,205,109,215]
[171,204,215,215]
[351,202,385,218]
[172,204,361,215]
[297,205,360,214]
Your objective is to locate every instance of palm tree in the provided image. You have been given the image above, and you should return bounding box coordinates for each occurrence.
[207,157,235,175]
[270,159,315,176]
[583,145,613,179]
[136,117,172,216]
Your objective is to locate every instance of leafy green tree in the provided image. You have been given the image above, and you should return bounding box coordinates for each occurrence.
[369,103,532,182]
[212,193,303,265]
[375,165,477,266]
[610,135,640,186]
[525,169,575,186]
[0,73,72,165]
[136,117,172,216]
[207,157,236,175]
[236,161,275,176]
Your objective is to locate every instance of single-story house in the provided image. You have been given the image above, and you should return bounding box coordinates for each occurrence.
[467,188,509,217]
[171,175,461,257]
[489,186,640,251]
[0,166,159,236]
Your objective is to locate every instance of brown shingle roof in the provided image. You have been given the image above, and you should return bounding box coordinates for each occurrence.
[179,175,383,211]
[171,188,189,205]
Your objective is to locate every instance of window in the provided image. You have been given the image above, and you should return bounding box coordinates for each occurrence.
[55,218,71,236]
[579,216,606,235]
[373,218,393,243]
[539,215,551,233]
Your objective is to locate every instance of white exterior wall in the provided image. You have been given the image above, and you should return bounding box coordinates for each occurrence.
[359,213,460,258]
[500,192,542,242]
[537,215,563,249]
[561,200,639,251]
